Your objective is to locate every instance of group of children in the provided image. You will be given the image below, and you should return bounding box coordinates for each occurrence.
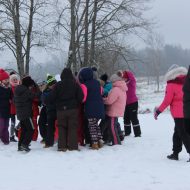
[0,67,142,152]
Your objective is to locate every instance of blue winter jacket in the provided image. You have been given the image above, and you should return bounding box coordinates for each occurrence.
[79,67,105,119]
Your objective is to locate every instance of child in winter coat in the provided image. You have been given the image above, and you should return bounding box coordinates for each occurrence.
[76,76,87,146]
[0,69,12,145]
[38,81,48,143]
[100,73,112,97]
[14,76,36,152]
[122,70,141,137]
[103,73,127,145]
[154,66,190,161]
[42,74,57,148]
[9,73,20,142]
[78,67,105,149]
[47,68,84,151]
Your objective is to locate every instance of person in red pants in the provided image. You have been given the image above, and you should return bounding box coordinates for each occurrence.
[32,97,39,141]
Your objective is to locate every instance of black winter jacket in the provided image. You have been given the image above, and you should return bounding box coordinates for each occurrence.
[47,79,84,111]
[14,85,34,120]
[0,86,12,118]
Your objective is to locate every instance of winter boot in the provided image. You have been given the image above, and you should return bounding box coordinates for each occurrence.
[57,148,67,152]
[10,136,17,142]
[167,153,179,161]
[91,143,99,150]
[43,144,53,148]
[98,140,104,148]
[134,125,141,137]
[19,144,31,152]
[124,124,131,136]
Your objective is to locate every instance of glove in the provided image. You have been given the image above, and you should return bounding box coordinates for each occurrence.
[154,107,161,120]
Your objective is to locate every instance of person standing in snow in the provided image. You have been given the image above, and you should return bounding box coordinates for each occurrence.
[99,73,124,143]
[103,73,127,145]
[183,66,190,161]
[9,73,20,142]
[38,81,48,144]
[78,67,105,150]
[47,68,84,152]
[0,69,12,145]
[42,74,57,148]
[14,76,36,152]
[122,70,141,137]
[154,65,190,161]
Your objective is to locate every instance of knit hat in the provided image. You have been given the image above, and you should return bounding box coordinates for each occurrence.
[10,74,20,86]
[47,74,57,86]
[10,74,20,82]
[100,73,108,82]
[110,74,123,83]
[22,76,35,87]
[0,69,9,81]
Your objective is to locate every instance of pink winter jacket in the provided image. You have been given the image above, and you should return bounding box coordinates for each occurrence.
[158,67,187,118]
[104,81,127,117]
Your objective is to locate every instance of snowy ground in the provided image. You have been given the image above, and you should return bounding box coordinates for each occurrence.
[1,79,190,190]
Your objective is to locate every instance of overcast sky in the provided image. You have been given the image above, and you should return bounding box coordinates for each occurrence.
[149,0,190,49]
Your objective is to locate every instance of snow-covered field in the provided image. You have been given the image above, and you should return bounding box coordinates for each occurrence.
[1,79,190,190]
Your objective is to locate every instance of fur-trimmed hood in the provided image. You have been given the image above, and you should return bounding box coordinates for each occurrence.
[165,66,187,82]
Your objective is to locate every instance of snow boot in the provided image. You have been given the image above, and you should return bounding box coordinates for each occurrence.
[167,153,179,161]
[98,140,104,148]
[57,148,67,152]
[91,143,99,150]
[10,136,17,142]
[19,144,31,152]
[124,125,131,136]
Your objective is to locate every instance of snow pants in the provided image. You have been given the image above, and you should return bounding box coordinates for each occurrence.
[57,109,78,150]
[173,118,190,154]
[18,118,34,147]
[0,118,9,144]
[10,114,16,138]
[88,118,102,144]
[124,101,141,137]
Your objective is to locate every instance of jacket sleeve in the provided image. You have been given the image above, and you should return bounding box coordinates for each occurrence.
[104,87,118,105]
[127,71,136,83]
[158,84,174,113]
[80,84,87,102]
[103,83,112,96]
[76,83,84,104]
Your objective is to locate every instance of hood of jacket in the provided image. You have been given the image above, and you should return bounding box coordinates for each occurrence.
[165,66,187,82]
[79,67,93,83]
[15,85,29,96]
[112,80,128,92]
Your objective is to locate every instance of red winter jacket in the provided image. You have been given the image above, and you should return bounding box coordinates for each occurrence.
[158,67,187,118]
[10,86,16,115]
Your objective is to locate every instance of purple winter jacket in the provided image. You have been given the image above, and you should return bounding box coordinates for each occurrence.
[126,71,138,105]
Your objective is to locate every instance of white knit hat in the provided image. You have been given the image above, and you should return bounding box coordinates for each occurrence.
[110,74,123,82]
[9,74,20,82]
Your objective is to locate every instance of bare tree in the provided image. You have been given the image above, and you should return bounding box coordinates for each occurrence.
[0,0,51,76]
[54,0,152,70]
[146,32,165,91]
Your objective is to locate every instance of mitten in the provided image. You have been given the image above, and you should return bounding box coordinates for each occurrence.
[154,107,161,120]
